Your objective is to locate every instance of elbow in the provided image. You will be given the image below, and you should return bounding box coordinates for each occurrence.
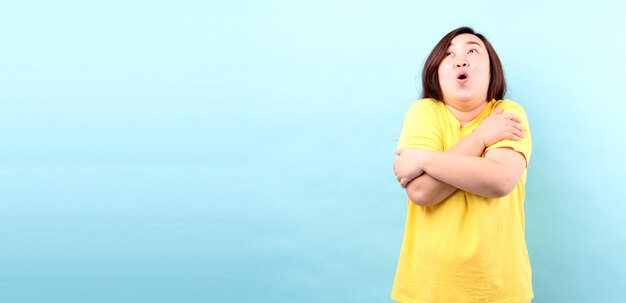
[485,178,518,198]
[407,188,434,207]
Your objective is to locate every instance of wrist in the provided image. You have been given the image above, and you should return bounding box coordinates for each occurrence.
[420,150,435,174]
[469,131,486,150]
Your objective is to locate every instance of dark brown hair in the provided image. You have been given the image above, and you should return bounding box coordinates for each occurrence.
[420,27,506,101]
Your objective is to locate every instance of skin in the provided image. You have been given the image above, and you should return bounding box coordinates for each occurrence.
[393,34,527,205]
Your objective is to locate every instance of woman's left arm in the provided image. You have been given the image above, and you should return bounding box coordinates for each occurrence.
[405,147,526,198]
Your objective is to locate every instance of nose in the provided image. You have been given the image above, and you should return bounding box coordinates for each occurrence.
[455,60,468,68]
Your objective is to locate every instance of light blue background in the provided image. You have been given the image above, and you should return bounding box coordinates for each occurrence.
[1,1,625,302]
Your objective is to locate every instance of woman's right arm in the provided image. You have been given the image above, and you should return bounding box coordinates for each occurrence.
[400,110,524,206]
[404,132,484,206]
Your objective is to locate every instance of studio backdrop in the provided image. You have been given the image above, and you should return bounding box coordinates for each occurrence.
[1,1,625,302]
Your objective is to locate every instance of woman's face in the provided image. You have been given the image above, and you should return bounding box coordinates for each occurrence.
[438,34,490,104]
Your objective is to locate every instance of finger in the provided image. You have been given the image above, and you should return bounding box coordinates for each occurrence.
[509,124,525,136]
[505,126,524,138]
[504,122,525,136]
[506,130,522,141]
[514,125,525,137]
[501,132,518,141]
[503,113,522,123]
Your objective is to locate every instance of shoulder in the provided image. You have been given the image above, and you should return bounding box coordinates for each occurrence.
[492,99,525,111]
[406,98,444,116]
[491,99,529,118]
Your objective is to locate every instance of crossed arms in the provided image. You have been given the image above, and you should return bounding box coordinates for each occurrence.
[393,109,528,206]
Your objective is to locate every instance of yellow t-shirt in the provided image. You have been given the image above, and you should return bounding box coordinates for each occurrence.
[391,98,533,303]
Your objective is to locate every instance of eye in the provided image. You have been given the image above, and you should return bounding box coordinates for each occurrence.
[467,49,478,54]
[445,52,453,57]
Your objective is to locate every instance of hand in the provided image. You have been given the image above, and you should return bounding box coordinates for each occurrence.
[473,108,525,147]
[394,148,426,188]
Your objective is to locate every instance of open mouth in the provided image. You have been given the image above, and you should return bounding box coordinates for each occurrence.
[457,72,468,80]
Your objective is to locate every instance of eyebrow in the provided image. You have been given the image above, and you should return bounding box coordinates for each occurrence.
[466,41,483,48]
[448,41,484,48]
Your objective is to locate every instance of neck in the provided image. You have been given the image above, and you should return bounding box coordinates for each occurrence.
[445,99,488,126]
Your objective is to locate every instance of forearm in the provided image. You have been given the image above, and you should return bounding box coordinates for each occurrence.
[420,151,513,198]
[405,175,456,206]
[406,132,485,206]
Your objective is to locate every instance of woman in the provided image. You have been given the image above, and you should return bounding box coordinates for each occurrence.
[391,27,533,303]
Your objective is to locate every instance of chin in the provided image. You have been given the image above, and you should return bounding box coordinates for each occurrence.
[453,93,474,101]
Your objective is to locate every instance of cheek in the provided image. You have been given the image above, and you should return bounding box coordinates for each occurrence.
[437,67,445,80]
[437,65,452,81]
[478,69,490,81]
[437,69,452,90]
[473,63,490,82]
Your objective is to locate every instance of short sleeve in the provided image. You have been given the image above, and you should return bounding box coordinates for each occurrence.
[485,101,532,165]
[397,99,444,151]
